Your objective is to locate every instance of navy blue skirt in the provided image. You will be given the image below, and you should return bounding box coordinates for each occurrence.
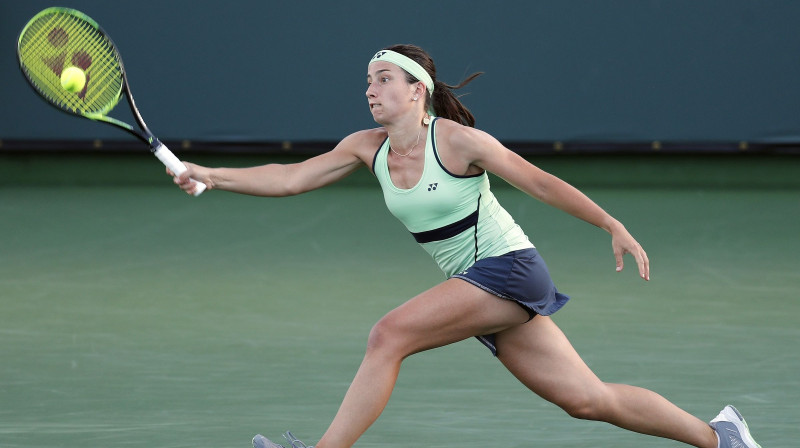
[452,248,569,356]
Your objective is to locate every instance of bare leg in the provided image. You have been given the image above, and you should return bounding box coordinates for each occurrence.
[315,279,529,448]
[495,316,718,448]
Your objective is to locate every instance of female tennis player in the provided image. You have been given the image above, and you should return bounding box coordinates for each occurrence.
[170,44,760,448]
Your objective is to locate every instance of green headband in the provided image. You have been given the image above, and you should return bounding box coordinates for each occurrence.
[370,50,434,97]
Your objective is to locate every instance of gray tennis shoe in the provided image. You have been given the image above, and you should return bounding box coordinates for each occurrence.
[253,431,312,448]
[252,434,283,448]
[709,405,762,448]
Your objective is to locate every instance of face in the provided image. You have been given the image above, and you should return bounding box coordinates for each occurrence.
[366,61,421,124]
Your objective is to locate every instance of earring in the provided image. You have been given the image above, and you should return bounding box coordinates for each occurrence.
[422,115,431,126]
[413,96,418,101]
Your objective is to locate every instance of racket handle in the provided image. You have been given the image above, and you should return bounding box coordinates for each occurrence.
[153,143,207,196]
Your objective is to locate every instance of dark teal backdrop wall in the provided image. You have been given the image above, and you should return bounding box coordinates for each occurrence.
[2,0,799,145]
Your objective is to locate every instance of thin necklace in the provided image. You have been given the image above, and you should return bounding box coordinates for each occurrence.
[390,127,423,157]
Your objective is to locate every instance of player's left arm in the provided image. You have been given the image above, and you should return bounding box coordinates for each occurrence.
[444,122,649,280]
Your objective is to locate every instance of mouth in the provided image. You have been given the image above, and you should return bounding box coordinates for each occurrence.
[369,103,380,110]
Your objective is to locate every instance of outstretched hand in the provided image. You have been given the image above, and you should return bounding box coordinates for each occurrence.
[611,224,650,281]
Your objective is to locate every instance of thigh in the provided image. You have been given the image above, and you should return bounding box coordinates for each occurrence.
[376,278,530,356]
[495,316,605,406]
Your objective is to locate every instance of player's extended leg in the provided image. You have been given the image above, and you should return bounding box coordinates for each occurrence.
[314,278,531,448]
[494,315,718,448]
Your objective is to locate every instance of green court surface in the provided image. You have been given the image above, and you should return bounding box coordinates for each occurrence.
[1,154,798,447]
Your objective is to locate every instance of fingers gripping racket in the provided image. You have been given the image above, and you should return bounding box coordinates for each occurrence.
[16,7,206,195]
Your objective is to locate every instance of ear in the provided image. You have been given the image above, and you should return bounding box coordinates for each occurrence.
[411,81,426,99]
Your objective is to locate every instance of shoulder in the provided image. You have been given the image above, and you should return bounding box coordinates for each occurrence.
[336,128,388,163]
[433,119,505,171]
[435,119,499,152]
[342,127,388,145]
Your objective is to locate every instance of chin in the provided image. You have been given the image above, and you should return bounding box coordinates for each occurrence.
[370,113,388,125]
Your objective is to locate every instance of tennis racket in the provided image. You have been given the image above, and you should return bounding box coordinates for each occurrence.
[16,7,206,195]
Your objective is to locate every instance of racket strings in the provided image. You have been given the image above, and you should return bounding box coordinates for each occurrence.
[18,9,124,116]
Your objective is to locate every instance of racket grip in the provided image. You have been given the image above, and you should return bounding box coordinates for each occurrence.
[153,143,207,196]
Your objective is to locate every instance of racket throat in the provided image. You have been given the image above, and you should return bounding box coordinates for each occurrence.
[148,137,163,152]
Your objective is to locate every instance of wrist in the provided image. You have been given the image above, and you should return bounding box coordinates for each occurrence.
[603,217,624,235]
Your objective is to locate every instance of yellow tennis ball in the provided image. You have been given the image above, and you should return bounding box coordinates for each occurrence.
[60,66,86,93]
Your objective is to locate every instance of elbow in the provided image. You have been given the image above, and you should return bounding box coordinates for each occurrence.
[527,176,553,202]
[280,170,309,197]
[281,183,305,197]
[267,164,304,197]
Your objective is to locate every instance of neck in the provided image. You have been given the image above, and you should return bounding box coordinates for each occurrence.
[385,113,427,152]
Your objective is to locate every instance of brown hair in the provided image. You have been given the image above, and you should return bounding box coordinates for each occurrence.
[383,44,482,127]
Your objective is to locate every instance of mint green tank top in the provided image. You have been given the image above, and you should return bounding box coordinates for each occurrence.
[373,118,534,277]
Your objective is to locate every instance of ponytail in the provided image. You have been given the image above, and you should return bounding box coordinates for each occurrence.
[384,44,482,127]
[431,74,482,127]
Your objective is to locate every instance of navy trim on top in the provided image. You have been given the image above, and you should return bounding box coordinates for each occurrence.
[371,136,388,174]
[473,193,481,262]
[411,209,479,244]
[431,117,485,179]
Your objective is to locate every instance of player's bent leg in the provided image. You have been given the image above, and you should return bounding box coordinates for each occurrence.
[495,316,718,448]
[315,279,530,448]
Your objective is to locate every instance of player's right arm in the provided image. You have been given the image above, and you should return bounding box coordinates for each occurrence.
[172,129,385,197]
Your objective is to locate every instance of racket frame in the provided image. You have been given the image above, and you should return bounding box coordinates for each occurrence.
[16,7,206,195]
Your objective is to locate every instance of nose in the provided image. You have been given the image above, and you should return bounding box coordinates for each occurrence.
[366,82,377,98]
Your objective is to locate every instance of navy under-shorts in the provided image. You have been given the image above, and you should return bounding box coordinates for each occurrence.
[451,248,569,356]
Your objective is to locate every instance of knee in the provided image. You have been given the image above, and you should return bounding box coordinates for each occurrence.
[558,391,608,421]
[366,317,391,352]
[365,314,407,357]
[563,401,600,421]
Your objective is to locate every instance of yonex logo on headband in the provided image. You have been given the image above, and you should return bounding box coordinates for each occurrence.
[369,49,434,97]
